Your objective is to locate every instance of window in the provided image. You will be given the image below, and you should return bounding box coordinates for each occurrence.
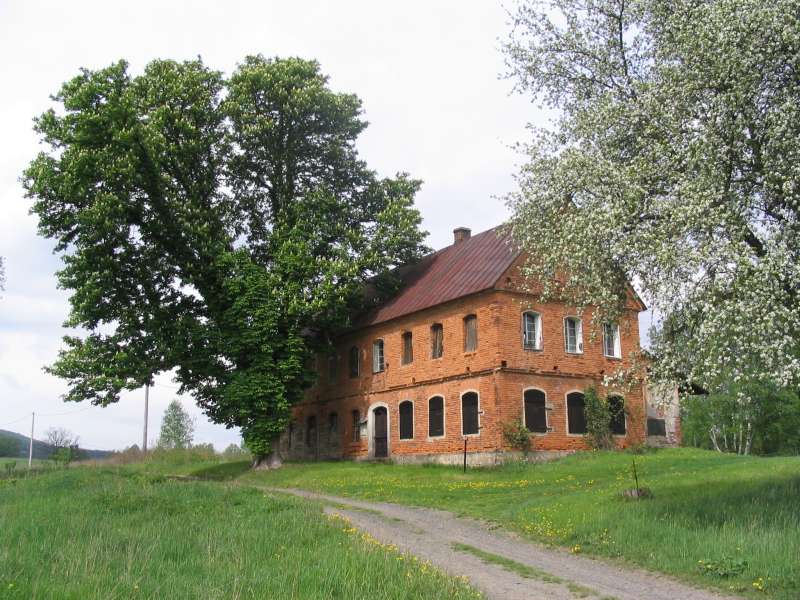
[523,311,542,350]
[524,389,547,433]
[372,339,385,373]
[428,396,444,437]
[461,391,480,435]
[564,317,583,354]
[288,422,294,450]
[306,416,317,446]
[328,412,338,435]
[402,331,414,365]
[603,323,621,358]
[328,354,338,384]
[463,314,478,352]
[431,323,444,359]
[567,392,587,434]
[608,395,626,435]
[399,400,414,440]
[647,417,666,436]
[351,409,361,442]
[348,346,360,378]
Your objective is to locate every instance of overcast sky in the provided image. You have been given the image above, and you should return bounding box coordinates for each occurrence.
[0,1,651,451]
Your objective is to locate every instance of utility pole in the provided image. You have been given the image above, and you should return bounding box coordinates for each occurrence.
[143,383,149,452]
[28,412,34,469]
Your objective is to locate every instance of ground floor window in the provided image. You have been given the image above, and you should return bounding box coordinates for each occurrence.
[524,389,547,433]
[608,395,626,435]
[306,416,317,446]
[351,409,361,442]
[399,400,414,440]
[567,392,587,434]
[461,391,479,435]
[428,396,444,437]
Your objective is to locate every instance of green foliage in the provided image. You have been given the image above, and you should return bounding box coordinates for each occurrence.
[697,556,748,579]
[157,400,195,450]
[0,435,20,458]
[502,419,532,456]
[583,387,612,450]
[222,443,249,459]
[682,382,800,455]
[504,0,800,392]
[24,56,427,460]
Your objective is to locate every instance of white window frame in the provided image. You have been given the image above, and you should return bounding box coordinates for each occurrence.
[426,394,446,440]
[398,399,415,441]
[522,311,543,350]
[564,317,583,354]
[460,390,481,437]
[372,339,384,373]
[603,323,621,359]
[522,387,549,435]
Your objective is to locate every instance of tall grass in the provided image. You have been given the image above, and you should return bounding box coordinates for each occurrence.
[0,467,480,599]
[245,448,800,599]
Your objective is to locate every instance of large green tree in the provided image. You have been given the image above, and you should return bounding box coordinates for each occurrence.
[24,56,426,466]
[504,1,800,404]
[157,399,195,450]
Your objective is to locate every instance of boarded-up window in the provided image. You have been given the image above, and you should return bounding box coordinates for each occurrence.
[399,400,414,440]
[647,417,666,436]
[524,389,547,433]
[402,332,413,365]
[608,395,626,435]
[428,396,444,437]
[461,391,479,435]
[463,315,478,352]
[328,354,338,383]
[306,416,317,446]
[328,412,338,435]
[564,317,583,353]
[603,323,621,358]
[523,312,542,350]
[372,339,384,373]
[352,409,361,442]
[348,346,360,378]
[567,392,587,434]
[431,323,444,359]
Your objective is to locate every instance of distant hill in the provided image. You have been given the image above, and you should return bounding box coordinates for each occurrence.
[0,429,113,460]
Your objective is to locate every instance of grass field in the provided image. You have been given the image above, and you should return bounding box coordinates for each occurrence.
[234,448,800,600]
[0,466,480,599]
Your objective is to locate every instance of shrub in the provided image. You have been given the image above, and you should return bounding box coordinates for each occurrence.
[502,419,532,457]
[584,386,612,450]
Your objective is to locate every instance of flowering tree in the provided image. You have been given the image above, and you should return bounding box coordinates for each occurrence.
[504,0,800,422]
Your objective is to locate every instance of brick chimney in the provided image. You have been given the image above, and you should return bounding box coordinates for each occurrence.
[453,227,471,244]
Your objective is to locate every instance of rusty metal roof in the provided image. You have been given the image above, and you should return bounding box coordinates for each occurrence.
[357,226,519,327]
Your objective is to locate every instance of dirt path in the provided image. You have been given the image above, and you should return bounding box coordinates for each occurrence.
[267,487,740,600]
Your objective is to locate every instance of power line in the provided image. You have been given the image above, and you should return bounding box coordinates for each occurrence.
[0,415,29,428]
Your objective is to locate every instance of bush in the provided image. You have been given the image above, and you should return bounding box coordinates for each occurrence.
[502,419,532,457]
[584,386,613,450]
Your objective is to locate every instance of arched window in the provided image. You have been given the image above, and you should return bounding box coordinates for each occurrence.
[603,323,621,358]
[524,389,547,433]
[522,312,542,350]
[608,395,626,435]
[402,331,414,364]
[461,391,480,435]
[399,400,414,440]
[348,346,360,378]
[428,396,444,437]
[567,392,587,434]
[306,416,317,447]
[351,409,361,442]
[430,323,444,358]
[372,339,385,373]
[463,314,478,352]
[564,317,583,354]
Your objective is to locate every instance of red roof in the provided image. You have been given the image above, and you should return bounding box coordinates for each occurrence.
[358,226,519,327]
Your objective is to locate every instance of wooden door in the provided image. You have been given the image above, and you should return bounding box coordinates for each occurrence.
[373,407,388,458]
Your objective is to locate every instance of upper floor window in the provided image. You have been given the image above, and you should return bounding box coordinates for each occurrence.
[351,409,361,442]
[524,389,547,433]
[401,331,414,365]
[461,391,480,435]
[608,395,626,435]
[603,323,621,358]
[463,314,478,353]
[348,346,360,378]
[522,311,542,350]
[399,400,414,440]
[564,317,583,354]
[428,396,444,437]
[372,339,385,373]
[328,353,338,384]
[567,392,587,434]
[431,323,444,359]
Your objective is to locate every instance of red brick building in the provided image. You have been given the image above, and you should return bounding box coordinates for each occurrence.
[283,226,647,463]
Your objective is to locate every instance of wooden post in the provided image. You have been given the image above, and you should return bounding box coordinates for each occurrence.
[143,383,149,452]
[463,437,467,473]
[28,412,35,469]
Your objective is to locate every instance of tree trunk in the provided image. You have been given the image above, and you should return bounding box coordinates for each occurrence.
[252,447,283,470]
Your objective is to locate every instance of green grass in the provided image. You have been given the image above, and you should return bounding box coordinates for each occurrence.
[451,542,564,584]
[0,466,481,599]
[237,448,800,599]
